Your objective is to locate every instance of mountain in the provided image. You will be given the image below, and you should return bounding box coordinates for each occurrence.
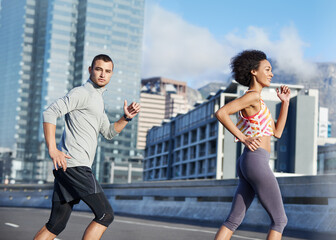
[309,63,336,137]
[186,86,203,108]
[197,82,227,99]
[273,63,336,137]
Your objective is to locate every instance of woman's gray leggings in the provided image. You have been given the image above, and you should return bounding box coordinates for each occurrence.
[223,148,287,233]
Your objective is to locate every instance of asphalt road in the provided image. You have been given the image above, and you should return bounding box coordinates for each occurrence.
[0,207,330,240]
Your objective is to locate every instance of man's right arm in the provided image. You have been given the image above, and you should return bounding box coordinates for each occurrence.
[42,88,85,170]
[43,122,71,171]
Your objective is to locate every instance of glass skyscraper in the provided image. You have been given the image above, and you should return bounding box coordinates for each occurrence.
[0,0,144,183]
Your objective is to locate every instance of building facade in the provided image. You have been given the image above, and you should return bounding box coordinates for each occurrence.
[318,144,336,174]
[143,81,319,181]
[0,0,144,183]
[137,77,189,150]
[137,93,166,150]
[0,149,13,184]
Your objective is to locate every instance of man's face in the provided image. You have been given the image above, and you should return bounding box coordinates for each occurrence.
[88,59,113,87]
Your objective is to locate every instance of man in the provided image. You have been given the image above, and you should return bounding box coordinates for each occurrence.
[34,54,140,240]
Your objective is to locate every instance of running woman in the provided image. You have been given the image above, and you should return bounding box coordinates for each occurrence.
[214,50,290,240]
[34,54,140,240]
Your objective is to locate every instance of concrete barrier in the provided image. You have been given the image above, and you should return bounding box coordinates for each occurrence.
[0,174,335,234]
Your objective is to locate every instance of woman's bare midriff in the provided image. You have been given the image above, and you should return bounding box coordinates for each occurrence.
[257,135,271,153]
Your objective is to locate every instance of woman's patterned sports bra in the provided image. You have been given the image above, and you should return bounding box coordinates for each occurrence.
[235,93,274,142]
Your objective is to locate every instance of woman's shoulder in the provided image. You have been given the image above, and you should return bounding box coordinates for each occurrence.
[242,90,261,105]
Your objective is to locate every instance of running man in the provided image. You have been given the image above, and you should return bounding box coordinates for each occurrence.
[34,54,140,240]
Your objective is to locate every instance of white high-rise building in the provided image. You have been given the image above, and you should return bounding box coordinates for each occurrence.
[137,77,189,150]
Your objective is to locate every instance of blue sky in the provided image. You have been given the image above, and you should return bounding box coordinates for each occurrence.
[156,0,336,62]
[142,0,336,87]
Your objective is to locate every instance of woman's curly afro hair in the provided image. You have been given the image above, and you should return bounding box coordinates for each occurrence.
[230,50,267,87]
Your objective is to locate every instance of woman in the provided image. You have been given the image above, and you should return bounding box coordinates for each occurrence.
[214,50,290,240]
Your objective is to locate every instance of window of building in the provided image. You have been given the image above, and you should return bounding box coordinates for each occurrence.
[190,146,196,159]
[198,160,205,174]
[208,158,216,173]
[155,169,160,179]
[173,165,180,177]
[149,170,154,180]
[176,136,181,148]
[145,159,149,169]
[162,168,167,178]
[189,162,195,176]
[200,126,206,140]
[162,155,168,165]
[164,141,169,152]
[191,129,197,143]
[150,146,155,155]
[157,143,162,154]
[156,157,161,167]
[175,151,181,162]
[182,164,187,176]
[183,148,188,161]
[210,122,217,137]
[209,140,217,155]
[183,133,188,145]
[103,162,110,175]
[199,143,206,157]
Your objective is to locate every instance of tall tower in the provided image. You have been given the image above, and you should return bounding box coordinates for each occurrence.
[0,0,51,181]
[73,0,144,182]
[0,0,144,183]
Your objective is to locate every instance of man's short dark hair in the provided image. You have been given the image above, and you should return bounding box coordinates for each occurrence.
[91,54,114,70]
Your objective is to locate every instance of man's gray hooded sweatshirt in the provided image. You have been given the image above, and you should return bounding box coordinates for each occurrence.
[43,79,118,168]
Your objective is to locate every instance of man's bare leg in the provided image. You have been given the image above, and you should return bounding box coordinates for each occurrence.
[34,225,56,240]
[82,221,107,240]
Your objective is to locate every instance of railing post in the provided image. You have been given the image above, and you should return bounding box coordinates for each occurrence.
[110,161,115,184]
[128,163,132,183]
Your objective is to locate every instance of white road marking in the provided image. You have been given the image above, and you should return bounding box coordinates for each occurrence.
[116,219,216,234]
[115,220,262,240]
[5,223,19,228]
[71,212,262,240]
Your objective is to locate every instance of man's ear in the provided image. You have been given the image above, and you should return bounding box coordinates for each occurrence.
[251,69,257,76]
[88,66,92,74]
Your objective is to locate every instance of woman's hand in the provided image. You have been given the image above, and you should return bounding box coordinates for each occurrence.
[242,136,261,151]
[276,85,291,103]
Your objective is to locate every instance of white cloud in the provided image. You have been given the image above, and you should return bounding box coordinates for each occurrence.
[271,26,318,81]
[142,4,317,88]
[225,25,318,81]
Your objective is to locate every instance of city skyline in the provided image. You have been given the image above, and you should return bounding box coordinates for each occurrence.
[142,0,336,88]
[143,81,319,181]
[0,0,145,183]
[1,0,335,184]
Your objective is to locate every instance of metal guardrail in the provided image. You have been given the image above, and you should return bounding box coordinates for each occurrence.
[0,174,335,234]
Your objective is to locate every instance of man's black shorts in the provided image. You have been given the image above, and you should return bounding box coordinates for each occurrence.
[52,166,103,203]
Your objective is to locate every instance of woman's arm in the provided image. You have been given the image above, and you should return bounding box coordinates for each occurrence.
[215,92,262,151]
[273,85,291,138]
